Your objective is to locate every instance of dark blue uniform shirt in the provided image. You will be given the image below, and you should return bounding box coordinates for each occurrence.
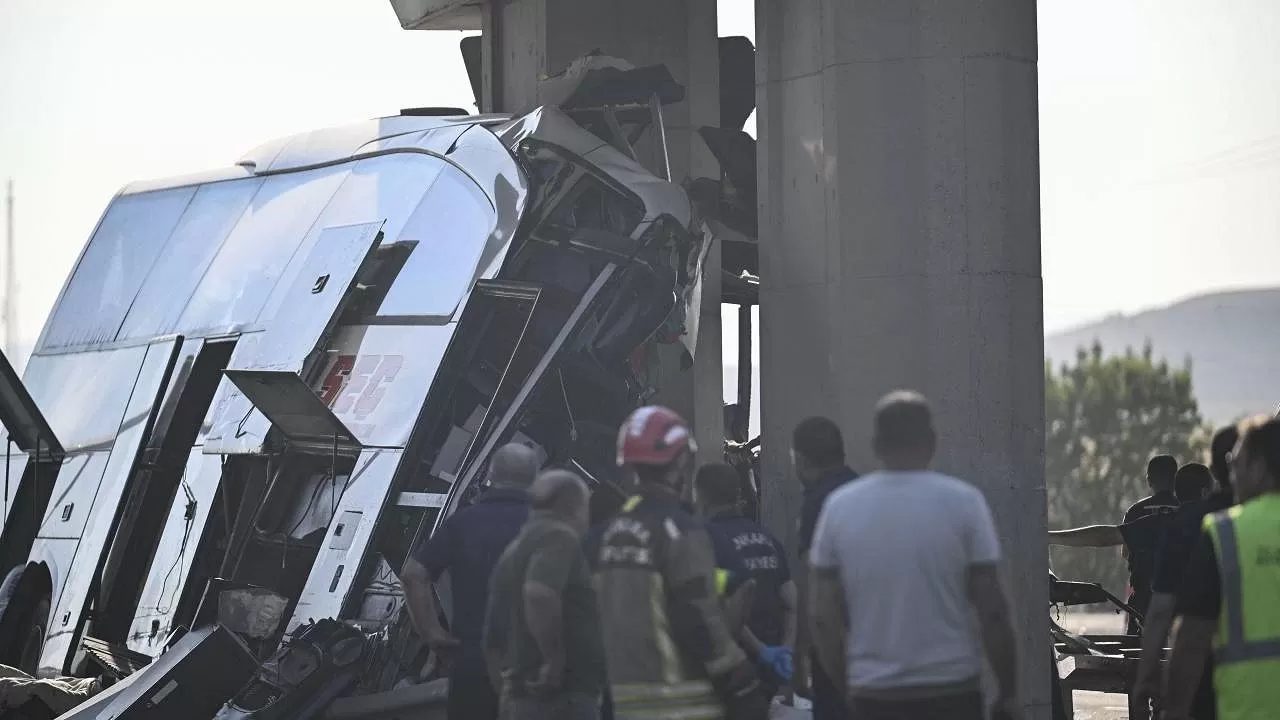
[799,466,859,555]
[414,487,529,674]
[706,511,791,647]
[1118,490,1179,614]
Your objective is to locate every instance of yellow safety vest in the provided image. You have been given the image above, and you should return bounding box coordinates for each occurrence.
[1202,493,1280,720]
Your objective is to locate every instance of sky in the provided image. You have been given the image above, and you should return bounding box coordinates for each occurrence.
[4,0,1280,380]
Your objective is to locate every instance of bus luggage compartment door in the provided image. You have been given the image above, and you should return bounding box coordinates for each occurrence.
[35,336,183,674]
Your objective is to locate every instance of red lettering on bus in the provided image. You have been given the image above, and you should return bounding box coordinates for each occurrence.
[319,355,356,407]
[324,354,405,420]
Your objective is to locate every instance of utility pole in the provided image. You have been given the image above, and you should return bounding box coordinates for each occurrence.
[4,179,15,358]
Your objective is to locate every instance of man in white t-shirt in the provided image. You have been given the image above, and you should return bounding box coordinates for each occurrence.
[807,390,1020,720]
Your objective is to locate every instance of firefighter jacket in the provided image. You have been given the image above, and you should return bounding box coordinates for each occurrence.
[1203,493,1280,720]
[592,489,749,720]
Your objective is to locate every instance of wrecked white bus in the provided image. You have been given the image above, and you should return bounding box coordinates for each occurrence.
[0,49,765,717]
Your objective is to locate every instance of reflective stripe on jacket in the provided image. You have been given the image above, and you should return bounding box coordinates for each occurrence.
[1203,493,1280,720]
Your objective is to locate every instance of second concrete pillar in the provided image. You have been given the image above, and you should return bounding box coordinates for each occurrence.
[755,1,1049,716]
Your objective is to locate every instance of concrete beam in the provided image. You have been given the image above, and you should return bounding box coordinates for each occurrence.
[755,0,1048,716]
[389,0,480,30]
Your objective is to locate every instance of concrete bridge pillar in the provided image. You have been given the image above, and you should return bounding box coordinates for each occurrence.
[753,1,1049,716]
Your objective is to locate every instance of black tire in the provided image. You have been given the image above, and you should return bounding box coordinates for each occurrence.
[0,566,51,673]
[17,595,50,674]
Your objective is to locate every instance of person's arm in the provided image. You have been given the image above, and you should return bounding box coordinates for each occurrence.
[523,531,580,691]
[739,626,767,657]
[664,524,762,714]
[401,524,459,653]
[1162,531,1221,719]
[482,569,509,692]
[1047,525,1124,547]
[780,579,798,650]
[806,500,846,694]
[965,491,1018,711]
[807,565,847,693]
[793,505,819,698]
[1121,506,1138,560]
[969,564,1019,708]
[665,526,749,673]
[710,537,757,649]
[792,569,813,695]
[772,536,797,651]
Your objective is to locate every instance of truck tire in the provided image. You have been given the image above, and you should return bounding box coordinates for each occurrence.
[0,565,52,673]
[18,595,51,673]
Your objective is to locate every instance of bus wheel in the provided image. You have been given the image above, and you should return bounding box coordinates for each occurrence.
[0,565,52,673]
[17,594,51,673]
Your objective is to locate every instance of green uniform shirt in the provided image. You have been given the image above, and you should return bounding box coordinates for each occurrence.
[485,512,605,698]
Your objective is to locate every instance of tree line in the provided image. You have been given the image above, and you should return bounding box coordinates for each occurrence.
[1046,341,1210,600]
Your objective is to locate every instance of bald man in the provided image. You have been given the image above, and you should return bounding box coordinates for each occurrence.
[404,443,540,720]
[485,470,603,720]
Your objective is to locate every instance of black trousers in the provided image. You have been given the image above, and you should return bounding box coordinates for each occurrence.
[600,684,614,720]
[845,690,985,720]
[448,670,500,720]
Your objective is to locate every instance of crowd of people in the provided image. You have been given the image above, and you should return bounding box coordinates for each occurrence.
[398,391,1016,720]
[1050,414,1280,720]
[400,391,1280,720]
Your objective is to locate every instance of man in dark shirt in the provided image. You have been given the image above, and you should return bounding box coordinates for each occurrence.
[1048,462,1212,635]
[790,416,857,720]
[1132,427,1241,719]
[484,470,603,720]
[402,443,539,720]
[695,463,797,693]
[1120,454,1180,634]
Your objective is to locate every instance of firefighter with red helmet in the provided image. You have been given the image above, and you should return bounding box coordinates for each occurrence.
[594,406,769,720]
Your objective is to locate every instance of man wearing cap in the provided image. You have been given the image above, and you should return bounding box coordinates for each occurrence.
[592,406,769,720]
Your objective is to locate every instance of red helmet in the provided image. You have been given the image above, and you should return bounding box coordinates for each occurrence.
[616,406,697,467]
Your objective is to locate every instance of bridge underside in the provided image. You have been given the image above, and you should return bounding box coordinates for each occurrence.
[397,0,1049,716]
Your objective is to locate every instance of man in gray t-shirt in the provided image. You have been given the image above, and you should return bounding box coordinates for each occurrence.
[807,391,1022,720]
[484,471,603,720]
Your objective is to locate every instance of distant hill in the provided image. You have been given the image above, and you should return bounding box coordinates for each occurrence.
[1045,288,1280,425]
